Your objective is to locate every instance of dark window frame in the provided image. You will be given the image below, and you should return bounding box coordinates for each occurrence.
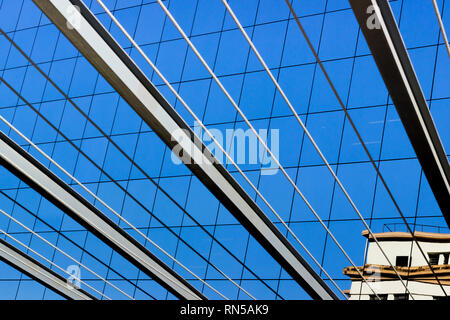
[396,256,410,267]
[393,293,409,301]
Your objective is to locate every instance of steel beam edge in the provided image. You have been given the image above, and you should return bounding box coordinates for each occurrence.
[0,238,94,300]
[349,0,450,226]
[0,130,205,300]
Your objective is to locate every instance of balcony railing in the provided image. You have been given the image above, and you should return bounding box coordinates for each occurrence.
[382,223,449,234]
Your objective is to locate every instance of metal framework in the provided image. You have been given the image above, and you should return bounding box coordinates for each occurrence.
[0,238,94,300]
[31,0,337,300]
[0,130,205,300]
[349,0,450,226]
[431,0,450,58]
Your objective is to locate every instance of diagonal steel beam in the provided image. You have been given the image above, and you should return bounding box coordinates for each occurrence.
[0,130,205,300]
[349,0,450,226]
[31,0,338,300]
[0,238,94,300]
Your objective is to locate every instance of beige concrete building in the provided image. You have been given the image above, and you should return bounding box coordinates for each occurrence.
[344,229,450,300]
